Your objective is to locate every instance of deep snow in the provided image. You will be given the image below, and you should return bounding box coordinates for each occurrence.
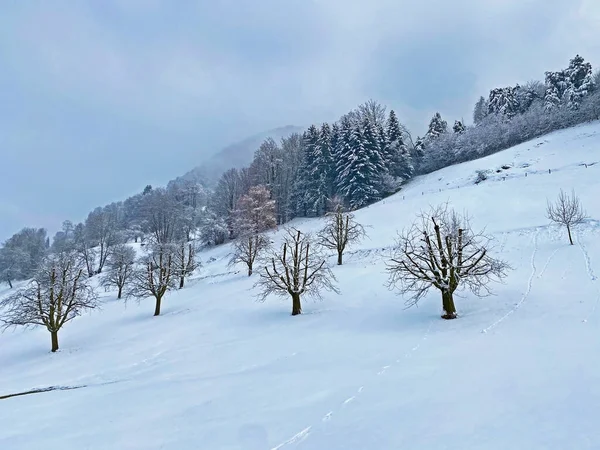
[2,122,600,449]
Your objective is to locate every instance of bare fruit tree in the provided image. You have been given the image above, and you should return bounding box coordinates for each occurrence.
[546,189,587,245]
[127,245,177,316]
[101,244,136,299]
[386,205,509,319]
[255,228,338,315]
[229,234,271,276]
[318,205,366,265]
[0,251,99,352]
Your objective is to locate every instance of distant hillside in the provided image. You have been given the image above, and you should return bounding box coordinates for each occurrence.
[174,125,304,187]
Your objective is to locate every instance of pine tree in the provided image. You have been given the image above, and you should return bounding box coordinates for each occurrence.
[544,69,569,110]
[425,112,448,140]
[336,119,383,209]
[386,110,412,181]
[487,86,519,118]
[564,55,595,110]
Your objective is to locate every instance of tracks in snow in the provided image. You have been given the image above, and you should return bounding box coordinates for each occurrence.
[578,238,600,323]
[481,229,539,334]
[270,320,434,449]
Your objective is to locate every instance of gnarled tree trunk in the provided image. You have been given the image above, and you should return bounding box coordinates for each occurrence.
[441,290,457,320]
[337,251,343,266]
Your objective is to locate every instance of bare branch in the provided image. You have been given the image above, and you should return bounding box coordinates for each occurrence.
[386,204,510,318]
[317,205,366,265]
[254,227,338,315]
[546,189,587,245]
[0,251,99,351]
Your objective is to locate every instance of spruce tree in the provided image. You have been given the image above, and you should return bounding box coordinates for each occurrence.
[487,86,519,118]
[336,119,383,209]
[426,112,448,140]
[386,110,412,181]
[564,55,595,110]
[304,123,335,215]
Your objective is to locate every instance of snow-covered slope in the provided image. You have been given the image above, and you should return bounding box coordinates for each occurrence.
[2,122,600,450]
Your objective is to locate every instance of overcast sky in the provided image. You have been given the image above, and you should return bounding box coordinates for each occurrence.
[1,0,598,242]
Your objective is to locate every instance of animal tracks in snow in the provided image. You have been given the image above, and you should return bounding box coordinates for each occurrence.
[482,229,539,334]
[578,238,600,322]
[271,321,433,449]
[270,426,312,450]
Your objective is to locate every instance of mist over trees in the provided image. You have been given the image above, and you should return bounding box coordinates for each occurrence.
[0,54,596,330]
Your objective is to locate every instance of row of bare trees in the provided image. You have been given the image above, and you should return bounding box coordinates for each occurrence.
[0,187,587,352]
[250,189,587,320]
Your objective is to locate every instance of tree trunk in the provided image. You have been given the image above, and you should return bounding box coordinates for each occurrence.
[117,285,123,299]
[567,224,574,245]
[337,251,343,266]
[441,290,457,319]
[179,276,185,289]
[291,292,302,316]
[7,277,12,289]
[154,295,162,316]
[51,330,59,352]
[248,265,253,277]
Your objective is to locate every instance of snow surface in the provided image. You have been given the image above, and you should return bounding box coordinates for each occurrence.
[2,122,600,449]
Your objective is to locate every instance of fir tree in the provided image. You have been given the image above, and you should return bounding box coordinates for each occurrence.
[305,123,335,215]
[564,55,595,110]
[426,112,448,140]
[336,119,383,209]
[386,110,412,180]
[488,86,519,118]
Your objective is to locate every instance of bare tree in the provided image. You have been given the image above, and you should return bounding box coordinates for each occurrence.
[127,245,177,316]
[85,205,121,274]
[233,184,277,236]
[255,228,338,315]
[173,240,199,289]
[140,188,180,245]
[72,223,97,278]
[101,244,136,299]
[229,234,271,276]
[318,205,366,265]
[386,205,509,319]
[0,251,99,352]
[546,189,587,245]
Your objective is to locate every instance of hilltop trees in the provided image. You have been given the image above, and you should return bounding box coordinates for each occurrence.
[256,228,338,315]
[545,55,595,111]
[0,251,98,352]
[426,113,448,140]
[386,205,509,319]
[233,185,277,236]
[318,206,366,265]
[0,228,48,288]
[546,189,587,245]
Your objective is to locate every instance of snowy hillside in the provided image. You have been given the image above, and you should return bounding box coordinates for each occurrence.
[2,121,600,450]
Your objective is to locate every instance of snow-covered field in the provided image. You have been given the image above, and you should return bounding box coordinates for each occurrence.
[2,122,600,449]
